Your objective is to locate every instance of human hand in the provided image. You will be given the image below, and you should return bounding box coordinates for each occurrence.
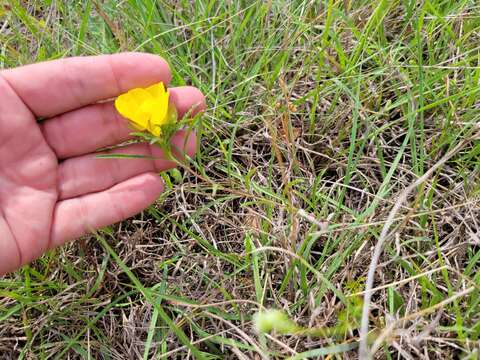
[0,53,205,275]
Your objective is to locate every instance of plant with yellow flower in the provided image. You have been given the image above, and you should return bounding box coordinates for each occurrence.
[114,82,175,138]
[99,81,198,164]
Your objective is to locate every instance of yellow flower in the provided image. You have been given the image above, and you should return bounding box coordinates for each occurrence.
[114,82,170,137]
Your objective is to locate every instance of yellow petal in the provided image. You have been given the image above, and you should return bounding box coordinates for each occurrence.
[151,99,168,124]
[116,89,152,114]
[115,88,153,127]
[145,82,166,98]
[127,88,153,103]
[149,124,162,137]
[139,98,157,114]
[130,110,151,130]
[115,93,136,119]
[114,82,171,137]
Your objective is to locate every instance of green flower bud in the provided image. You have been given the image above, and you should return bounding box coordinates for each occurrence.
[253,309,299,334]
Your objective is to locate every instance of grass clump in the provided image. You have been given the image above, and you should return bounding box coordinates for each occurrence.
[1,0,480,358]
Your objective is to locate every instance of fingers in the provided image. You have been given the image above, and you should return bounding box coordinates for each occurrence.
[50,172,164,248]
[2,52,171,117]
[58,130,196,200]
[41,86,205,159]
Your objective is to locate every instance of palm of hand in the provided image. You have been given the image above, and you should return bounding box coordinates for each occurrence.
[0,53,204,274]
[0,82,58,269]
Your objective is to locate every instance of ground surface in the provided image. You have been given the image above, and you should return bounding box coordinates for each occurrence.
[1,0,480,359]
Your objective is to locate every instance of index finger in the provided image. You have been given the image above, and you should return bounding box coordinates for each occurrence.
[1,52,171,118]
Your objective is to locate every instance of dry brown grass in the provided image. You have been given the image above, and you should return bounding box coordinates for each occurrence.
[1,1,480,359]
